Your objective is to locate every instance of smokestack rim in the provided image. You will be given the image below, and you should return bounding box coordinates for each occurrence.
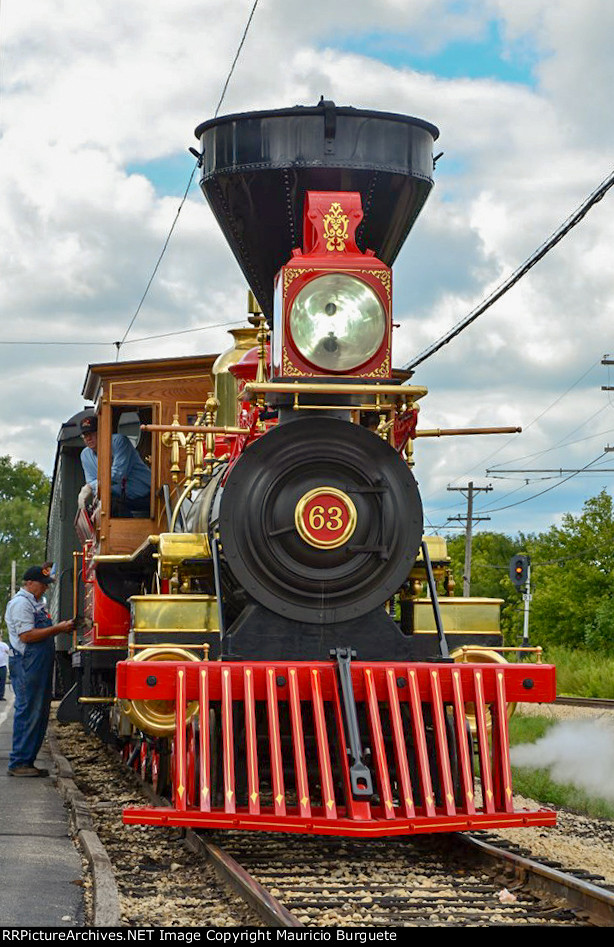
[194,103,439,144]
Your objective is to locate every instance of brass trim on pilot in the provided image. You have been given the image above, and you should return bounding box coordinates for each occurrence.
[78,697,116,704]
[450,646,517,734]
[122,646,200,736]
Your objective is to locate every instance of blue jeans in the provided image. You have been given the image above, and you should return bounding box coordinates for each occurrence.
[0,666,6,699]
[9,638,55,769]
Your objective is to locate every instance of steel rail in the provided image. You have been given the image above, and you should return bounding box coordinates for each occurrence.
[554,696,614,710]
[185,835,303,928]
[99,743,610,926]
[121,756,303,927]
[458,833,614,926]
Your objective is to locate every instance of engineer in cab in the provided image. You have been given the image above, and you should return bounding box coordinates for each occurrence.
[77,414,151,516]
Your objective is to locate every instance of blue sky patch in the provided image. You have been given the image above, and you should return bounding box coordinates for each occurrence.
[333,19,537,87]
[127,152,198,197]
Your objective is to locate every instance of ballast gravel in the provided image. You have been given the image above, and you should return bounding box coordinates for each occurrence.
[50,699,614,927]
[51,723,261,927]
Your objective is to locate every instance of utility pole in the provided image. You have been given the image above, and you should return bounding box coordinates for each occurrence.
[11,560,16,598]
[447,482,493,596]
[599,354,614,456]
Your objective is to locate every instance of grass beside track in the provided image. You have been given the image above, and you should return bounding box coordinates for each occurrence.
[544,645,614,699]
[508,713,614,820]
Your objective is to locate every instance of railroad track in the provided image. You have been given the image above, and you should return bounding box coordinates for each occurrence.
[50,721,614,927]
[195,829,614,927]
[554,696,614,710]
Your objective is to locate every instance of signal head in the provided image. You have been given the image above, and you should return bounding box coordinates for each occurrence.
[510,554,530,590]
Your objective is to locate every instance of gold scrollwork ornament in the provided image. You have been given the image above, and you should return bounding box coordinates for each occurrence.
[323,203,350,252]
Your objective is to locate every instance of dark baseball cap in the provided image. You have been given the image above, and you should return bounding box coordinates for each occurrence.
[80,415,98,434]
[23,566,53,585]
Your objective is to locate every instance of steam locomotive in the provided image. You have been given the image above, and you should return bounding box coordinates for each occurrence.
[47,102,556,837]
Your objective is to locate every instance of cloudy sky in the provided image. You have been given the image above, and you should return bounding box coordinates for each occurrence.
[2,0,614,538]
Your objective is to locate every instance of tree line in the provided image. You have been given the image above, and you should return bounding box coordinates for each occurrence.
[445,489,614,654]
[0,455,50,625]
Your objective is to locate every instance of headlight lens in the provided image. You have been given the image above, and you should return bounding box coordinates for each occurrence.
[289,274,386,371]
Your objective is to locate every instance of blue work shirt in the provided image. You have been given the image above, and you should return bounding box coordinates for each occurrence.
[81,433,151,500]
[5,589,49,656]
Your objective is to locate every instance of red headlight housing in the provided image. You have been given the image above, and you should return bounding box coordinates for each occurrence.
[273,191,392,380]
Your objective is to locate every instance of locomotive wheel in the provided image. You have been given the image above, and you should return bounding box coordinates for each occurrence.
[218,416,423,624]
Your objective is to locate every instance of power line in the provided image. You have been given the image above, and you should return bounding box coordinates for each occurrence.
[487,403,611,473]
[213,0,260,119]
[424,423,613,515]
[422,356,603,505]
[127,318,246,345]
[114,0,261,359]
[486,467,614,476]
[114,167,198,357]
[404,169,614,371]
[480,451,607,514]
[0,318,247,348]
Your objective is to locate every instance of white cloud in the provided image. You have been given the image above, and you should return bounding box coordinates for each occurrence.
[0,0,613,538]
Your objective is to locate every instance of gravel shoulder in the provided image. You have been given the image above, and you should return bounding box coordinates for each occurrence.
[51,722,262,927]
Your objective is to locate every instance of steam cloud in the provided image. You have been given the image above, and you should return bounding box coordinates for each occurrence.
[510,719,614,802]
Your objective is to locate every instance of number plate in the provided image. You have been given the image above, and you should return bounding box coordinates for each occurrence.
[294,487,358,549]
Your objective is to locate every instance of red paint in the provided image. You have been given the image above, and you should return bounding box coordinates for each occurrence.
[298,491,353,547]
[116,658,556,836]
[275,191,392,380]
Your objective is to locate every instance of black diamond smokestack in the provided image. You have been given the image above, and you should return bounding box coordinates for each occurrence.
[194,101,439,318]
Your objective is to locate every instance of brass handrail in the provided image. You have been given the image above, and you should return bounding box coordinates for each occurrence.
[415,426,521,438]
[142,424,244,435]
[242,381,428,399]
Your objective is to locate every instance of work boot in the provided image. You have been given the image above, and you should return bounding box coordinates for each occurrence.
[8,766,43,777]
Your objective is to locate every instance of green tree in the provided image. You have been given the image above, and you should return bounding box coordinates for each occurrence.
[523,490,614,649]
[0,456,50,631]
[445,491,614,652]
[447,490,614,653]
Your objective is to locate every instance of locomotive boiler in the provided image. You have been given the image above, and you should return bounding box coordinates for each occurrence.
[48,101,556,837]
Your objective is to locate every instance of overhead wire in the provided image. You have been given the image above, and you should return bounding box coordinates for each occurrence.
[421,356,603,504]
[113,0,261,360]
[0,319,248,348]
[477,451,607,515]
[403,168,614,372]
[424,362,611,519]
[114,166,199,358]
[486,402,610,473]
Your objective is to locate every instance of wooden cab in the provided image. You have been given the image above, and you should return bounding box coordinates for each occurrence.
[82,354,216,556]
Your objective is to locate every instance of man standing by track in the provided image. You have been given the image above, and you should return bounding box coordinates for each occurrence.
[6,566,74,777]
